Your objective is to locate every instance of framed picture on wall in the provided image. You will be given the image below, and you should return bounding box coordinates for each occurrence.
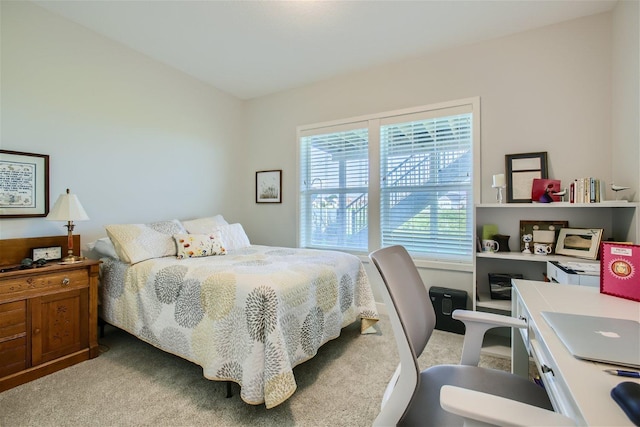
[0,150,50,218]
[505,152,548,203]
[256,170,282,203]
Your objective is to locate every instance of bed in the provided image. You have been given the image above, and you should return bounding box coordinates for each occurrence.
[95,216,379,408]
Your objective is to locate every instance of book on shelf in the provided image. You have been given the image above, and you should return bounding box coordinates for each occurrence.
[570,177,603,203]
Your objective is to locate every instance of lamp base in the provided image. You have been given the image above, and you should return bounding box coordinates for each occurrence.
[61,254,84,263]
[492,186,506,204]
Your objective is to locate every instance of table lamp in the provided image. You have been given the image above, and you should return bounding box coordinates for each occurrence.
[46,188,89,262]
[492,173,506,204]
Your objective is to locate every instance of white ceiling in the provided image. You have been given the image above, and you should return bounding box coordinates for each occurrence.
[34,0,617,100]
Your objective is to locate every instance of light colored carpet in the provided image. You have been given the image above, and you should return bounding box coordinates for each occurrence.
[0,316,513,426]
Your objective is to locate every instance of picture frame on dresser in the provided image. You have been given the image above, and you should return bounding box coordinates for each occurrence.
[0,150,50,218]
[505,152,548,203]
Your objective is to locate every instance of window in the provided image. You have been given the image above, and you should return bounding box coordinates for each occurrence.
[299,122,369,251]
[298,98,478,263]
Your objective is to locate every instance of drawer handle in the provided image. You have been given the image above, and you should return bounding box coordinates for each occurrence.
[542,364,554,376]
[61,277,70,287]
[33,328,40,335]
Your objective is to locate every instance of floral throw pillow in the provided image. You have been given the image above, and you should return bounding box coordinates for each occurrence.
[174,233,226,259]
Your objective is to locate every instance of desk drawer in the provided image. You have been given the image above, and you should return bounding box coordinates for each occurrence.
[513,297,531,353]
[530,339,579,420]
[0,269,88,298]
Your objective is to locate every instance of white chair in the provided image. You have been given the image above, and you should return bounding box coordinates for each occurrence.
[369,245,574,426]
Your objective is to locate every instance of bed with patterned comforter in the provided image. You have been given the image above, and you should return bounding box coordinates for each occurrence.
[99,245,379,408]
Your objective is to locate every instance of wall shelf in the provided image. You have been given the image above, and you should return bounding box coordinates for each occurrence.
[473,201,638,356]
[476,201,637,208]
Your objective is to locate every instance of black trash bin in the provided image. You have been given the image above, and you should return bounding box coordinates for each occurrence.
[428,286,468,334]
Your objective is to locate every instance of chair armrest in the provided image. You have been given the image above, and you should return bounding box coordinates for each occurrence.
[452,310,526,366]
[440,385,576,427]
[453,310,527,329]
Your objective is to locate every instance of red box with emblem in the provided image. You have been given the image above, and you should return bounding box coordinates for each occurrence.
[600,242,640,302]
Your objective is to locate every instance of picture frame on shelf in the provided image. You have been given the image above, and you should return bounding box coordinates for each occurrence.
[555,228,603,259]
[0,150,50,218]
[256,170,282,203]
[519,220,569,252]
[505,152,548,203]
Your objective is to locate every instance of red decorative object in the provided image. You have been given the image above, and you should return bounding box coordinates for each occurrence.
[531,179,561,203]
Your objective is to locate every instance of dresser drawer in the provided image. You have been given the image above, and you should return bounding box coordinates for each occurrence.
[0,269,89,298]
[0,300,27,340]
[0,336,27,377]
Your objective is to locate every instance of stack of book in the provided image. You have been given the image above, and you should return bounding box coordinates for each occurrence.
[570,177,602,203]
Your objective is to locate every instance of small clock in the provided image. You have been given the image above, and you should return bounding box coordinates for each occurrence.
[33,246,62,261]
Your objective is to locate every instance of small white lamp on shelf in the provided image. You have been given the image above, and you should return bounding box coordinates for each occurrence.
[46,188,89,262]
[492,173,506,204]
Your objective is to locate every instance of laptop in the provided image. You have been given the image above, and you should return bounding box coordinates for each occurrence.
[541,311,640,369]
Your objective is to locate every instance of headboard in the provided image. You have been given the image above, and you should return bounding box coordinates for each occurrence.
[0,235,80,266]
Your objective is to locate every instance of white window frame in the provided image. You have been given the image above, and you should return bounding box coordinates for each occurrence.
[296,97,480,267]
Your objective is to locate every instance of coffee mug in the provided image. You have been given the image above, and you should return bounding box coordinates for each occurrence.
[534,242,552,255]
[482,239,500,253]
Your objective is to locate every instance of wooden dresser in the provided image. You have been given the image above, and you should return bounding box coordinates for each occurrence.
[0,235,100,392]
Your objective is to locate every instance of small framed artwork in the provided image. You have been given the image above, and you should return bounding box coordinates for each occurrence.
[0,150,50,218]
[505,152,548,203]
[519,220,569,252]
[555,228,603,259]
[256,170,282,203]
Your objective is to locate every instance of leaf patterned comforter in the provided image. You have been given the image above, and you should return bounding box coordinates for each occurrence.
[99,245,379,408]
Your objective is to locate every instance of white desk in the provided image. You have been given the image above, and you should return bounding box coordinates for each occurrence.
[511,280,640,426]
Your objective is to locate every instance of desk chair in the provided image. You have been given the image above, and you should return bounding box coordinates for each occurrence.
[369,245,574,426]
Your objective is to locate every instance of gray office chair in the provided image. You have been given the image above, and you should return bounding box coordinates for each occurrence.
[369,245,574,426]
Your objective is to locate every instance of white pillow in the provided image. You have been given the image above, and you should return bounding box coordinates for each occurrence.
[215,223,250,250]
[87,237,120,260]
[105,219,186,264]
[182,215,228,234]
[173,233,226,259]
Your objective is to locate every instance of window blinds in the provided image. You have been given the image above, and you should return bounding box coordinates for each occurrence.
[299,123,369,250]
[380,111,473,260]
[298,99,476,262]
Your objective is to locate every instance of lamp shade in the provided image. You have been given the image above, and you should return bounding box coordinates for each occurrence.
[46,189,89,221]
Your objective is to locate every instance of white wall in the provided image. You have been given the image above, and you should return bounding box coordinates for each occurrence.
[0,1,245,247]
[242,12,614,249]
[612,0,640,203]
[241,11,627,299]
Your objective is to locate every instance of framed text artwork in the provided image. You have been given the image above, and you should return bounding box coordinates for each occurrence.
[0,150,50,218]
[505,152,548,203]
[256,170,282,203]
